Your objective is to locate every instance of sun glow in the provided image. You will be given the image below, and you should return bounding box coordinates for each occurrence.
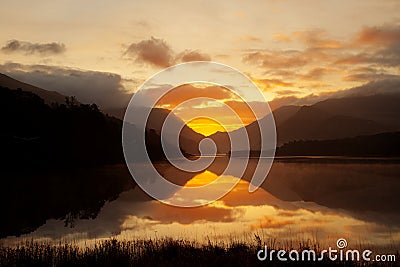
[186,117,227,136]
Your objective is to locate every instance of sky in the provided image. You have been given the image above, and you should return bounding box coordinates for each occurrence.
[1,0,400,134]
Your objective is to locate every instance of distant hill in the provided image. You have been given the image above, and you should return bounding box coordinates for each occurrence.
[313,94,400,129]
[210,93,400,153]
[272,105,301,126]
[276,94,400,145]
[276,105,393,145]
[277,132,400,157]
[0,73,67,104]
[147,108,205,155]
[112,106,206,156]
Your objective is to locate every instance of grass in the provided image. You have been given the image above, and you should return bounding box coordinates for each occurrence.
[0,237,398,267]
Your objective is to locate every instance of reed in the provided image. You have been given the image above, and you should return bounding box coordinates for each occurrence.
[1,236,398,267]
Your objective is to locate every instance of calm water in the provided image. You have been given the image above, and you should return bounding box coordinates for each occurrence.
[3,158,400,250]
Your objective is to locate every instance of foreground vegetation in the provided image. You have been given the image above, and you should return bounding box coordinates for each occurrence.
[0,238,398,267]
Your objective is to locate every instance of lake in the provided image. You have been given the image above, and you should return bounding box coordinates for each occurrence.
[3,157,400,252]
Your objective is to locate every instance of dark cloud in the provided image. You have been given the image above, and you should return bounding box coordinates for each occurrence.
[333,77,400,97]
[335,49,400,67]
[336,24,400,67]
[0,62,132,109]
[342,67,399,82]
[251,25,400,84]
[124,37,211,67]
[373,44,400,67]
[1,40,66,56]
[176,49,211,62]
[355,25,400,46]
[124,37,174,67]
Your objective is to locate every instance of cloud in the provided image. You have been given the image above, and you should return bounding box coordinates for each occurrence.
[124,37,211,67]
[253,78,294,90]
[239,35,262,42]
[335,54,368,65]
[335,50,400,67]
[245,25,399,94]
[269,77,400,110]
[124,37,174,67]
[215,54,230,59]
[355,25,400,46]
[274,89,301,96]
[250,67,334,95]
[243,50,309,69]
[142,82,268,129]
[342,67,399,82]
[273,34,291,42]
[153,83,237,109]
[250,216,294,230]
[294,30,343,49]
[243,47,331,73]
[1,40,66,56]
[169,99,268,131]
[333,77,400,97]
[299,67,335,81]
[0,62,132,109]
[272,30,343,49]
[176,49,211,62]
[374,45,400,67]
[336,24,400,67]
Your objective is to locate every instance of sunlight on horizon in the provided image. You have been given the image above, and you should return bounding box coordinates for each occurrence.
[186,117,228,136]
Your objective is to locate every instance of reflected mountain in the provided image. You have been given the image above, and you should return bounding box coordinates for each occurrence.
[8,157,399,246]
[0,75,208,237]
[0,86,134,238]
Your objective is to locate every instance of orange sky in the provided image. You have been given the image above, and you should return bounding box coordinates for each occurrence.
[153,83,261,135]
[0,0,399,134]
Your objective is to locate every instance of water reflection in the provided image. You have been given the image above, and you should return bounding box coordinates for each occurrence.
[3,158,400,249]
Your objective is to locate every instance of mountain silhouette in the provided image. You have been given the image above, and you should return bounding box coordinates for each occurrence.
[0,73,67,104]
[209,92,400,152]
[277,132,400,156]
[0,84,185,237]
[272,105,301,126]
[107,106,206,155]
